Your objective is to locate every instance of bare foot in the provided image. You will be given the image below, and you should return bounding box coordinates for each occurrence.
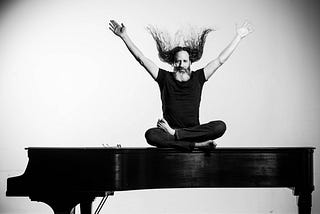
[195,140,217,149]
[157,118,175,136]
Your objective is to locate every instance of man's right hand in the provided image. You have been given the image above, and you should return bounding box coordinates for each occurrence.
[108,19,159,80]
[109,20,126,38]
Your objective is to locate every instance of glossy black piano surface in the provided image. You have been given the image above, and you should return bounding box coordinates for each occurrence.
[7,147,315,214]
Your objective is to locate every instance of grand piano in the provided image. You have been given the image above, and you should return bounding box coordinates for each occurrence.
[7,147,315,214]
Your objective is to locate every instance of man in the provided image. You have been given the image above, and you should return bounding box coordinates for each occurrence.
[109,20,253,151]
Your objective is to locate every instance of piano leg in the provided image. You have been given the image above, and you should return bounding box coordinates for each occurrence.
[38,199,77,214]
[297,192,312,214]
[31,195,95,214]
[42,201,76,214]
[80,198,94,214]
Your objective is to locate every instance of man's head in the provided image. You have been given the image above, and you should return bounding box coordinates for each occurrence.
[147,25,213,66]
[172,48,191,75]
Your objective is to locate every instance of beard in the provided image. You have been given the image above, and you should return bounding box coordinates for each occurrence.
[174,66,191,76]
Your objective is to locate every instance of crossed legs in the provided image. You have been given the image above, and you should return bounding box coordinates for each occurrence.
[145,119,226,151]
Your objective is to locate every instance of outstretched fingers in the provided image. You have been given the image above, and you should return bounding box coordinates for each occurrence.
[236,20,254,38]
[109,20,122,34]
[242,20,254,33]
[109,20,118,31]
[110,20,119,28]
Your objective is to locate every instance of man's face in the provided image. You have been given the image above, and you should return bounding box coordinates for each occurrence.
[173,50,191,75]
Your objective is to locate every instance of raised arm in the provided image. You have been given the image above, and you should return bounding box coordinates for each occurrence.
[109,20,159,79]
[203,21,254,80]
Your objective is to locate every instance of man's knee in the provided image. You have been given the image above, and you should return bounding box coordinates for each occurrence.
[209,120,227,138]
[217,120,227,135]
[145,128,165,147]
[145,128,157,146]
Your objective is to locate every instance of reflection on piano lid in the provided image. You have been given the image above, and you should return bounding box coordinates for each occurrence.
[7,147,315,214]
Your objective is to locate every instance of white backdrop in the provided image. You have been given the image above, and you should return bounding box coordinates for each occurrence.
[0,0,319,213]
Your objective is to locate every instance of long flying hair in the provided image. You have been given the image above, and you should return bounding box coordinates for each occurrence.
[147,25,214,65]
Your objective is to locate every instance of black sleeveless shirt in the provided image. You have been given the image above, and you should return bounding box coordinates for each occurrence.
[156,68,207,128]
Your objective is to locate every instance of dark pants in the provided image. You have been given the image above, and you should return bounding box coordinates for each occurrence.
[145,120,227,151]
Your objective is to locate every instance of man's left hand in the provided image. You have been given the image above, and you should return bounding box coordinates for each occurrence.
[236,21,254,39]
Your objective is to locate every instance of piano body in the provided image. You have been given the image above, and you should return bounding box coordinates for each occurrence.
[7,147,314,214]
